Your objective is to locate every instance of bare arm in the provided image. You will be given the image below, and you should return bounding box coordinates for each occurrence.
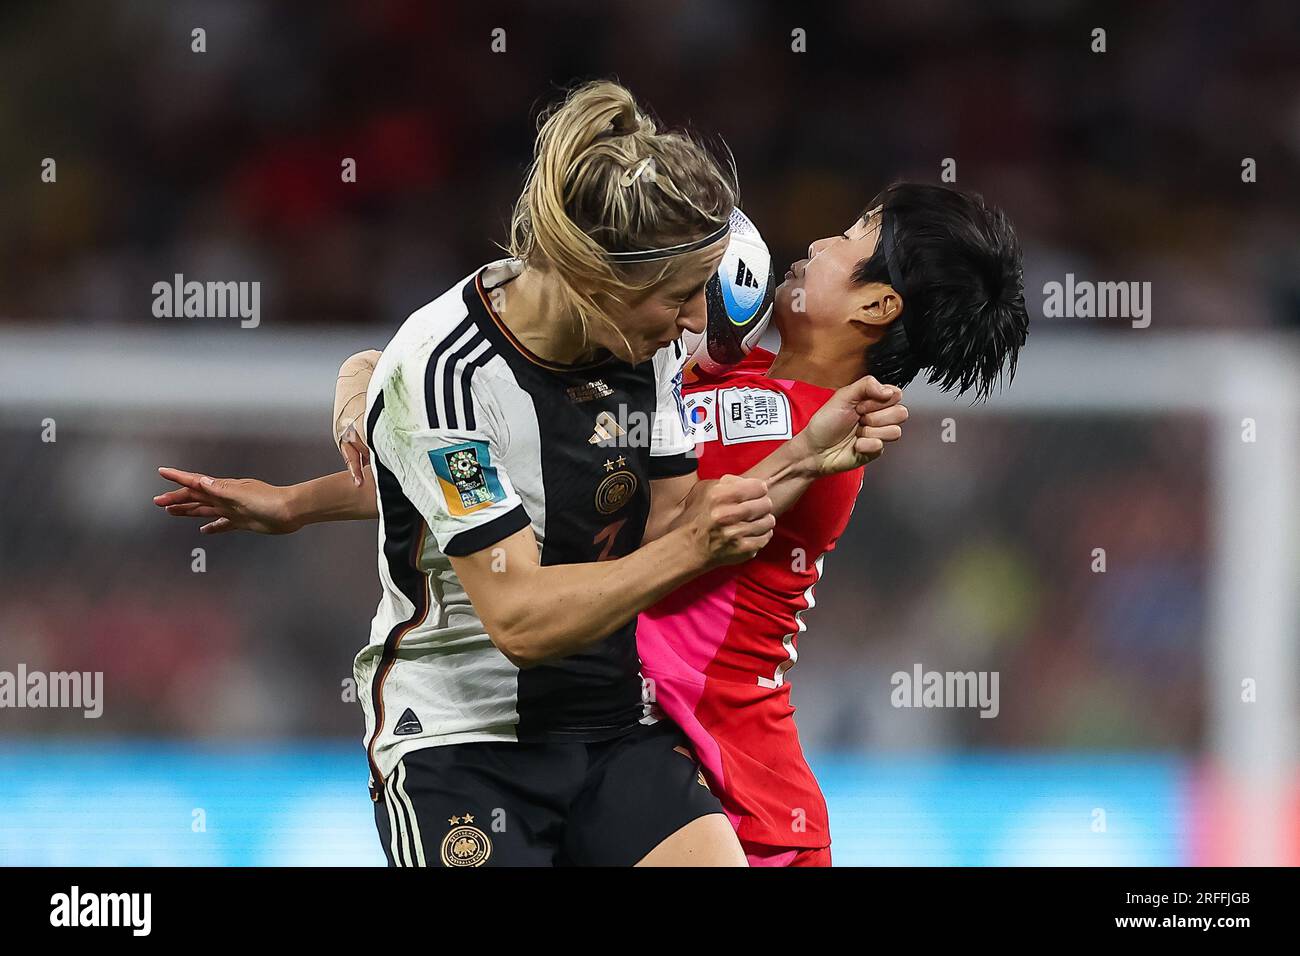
[288,467,379,522]
[153,465,377,534]
[156,465,775,664]
[453,478,769,667]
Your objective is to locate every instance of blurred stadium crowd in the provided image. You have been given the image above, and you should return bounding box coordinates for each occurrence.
[1,0,1294,757]
[3,0,1298,329]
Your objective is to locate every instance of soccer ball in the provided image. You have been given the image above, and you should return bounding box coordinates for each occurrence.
[681,207,775,379]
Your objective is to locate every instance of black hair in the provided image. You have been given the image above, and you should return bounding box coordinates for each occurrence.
[853,182,1028,401]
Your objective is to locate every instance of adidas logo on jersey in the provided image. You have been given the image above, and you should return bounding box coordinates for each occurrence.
[394,707,424,736]
[587,406,658,448]
[589,410,628,445]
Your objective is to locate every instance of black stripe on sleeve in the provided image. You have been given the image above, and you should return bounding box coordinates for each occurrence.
[648,451,699,479]
[443,503,531,557]
[424,317,474,429]
[442,331,486,434]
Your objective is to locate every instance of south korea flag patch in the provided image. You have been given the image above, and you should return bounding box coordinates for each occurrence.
[683,389,718,444]
[719,387,792,445]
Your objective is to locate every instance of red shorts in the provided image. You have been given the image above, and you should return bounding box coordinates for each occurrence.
[742,841,832,867]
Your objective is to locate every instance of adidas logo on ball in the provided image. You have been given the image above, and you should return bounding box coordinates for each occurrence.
[681,208,776,377]
[735,259,760,289]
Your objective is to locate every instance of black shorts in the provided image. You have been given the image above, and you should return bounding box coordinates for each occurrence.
[373,721,725,867]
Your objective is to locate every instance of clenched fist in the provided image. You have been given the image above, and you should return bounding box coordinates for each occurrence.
[802,375,908,475]
[679,474,776,567]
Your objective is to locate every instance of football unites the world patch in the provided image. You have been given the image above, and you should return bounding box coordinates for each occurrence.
[427,440,507,515]
[718,387,792,444]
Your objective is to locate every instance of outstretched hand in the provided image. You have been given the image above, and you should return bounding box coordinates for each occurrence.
[153,467,300,535]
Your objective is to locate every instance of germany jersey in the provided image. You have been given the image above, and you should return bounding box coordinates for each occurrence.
[355,258,695,794]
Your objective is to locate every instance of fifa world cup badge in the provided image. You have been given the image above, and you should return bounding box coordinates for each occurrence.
[428,441,507,516]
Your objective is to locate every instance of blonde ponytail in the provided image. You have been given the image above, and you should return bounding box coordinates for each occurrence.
[509,80,736,350]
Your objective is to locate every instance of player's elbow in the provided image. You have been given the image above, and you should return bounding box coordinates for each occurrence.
[482,609,551,669]
[475,577,596,668]
[490,628,547,669]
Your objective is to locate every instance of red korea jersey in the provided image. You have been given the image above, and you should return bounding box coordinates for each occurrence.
[638,347,864,850]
